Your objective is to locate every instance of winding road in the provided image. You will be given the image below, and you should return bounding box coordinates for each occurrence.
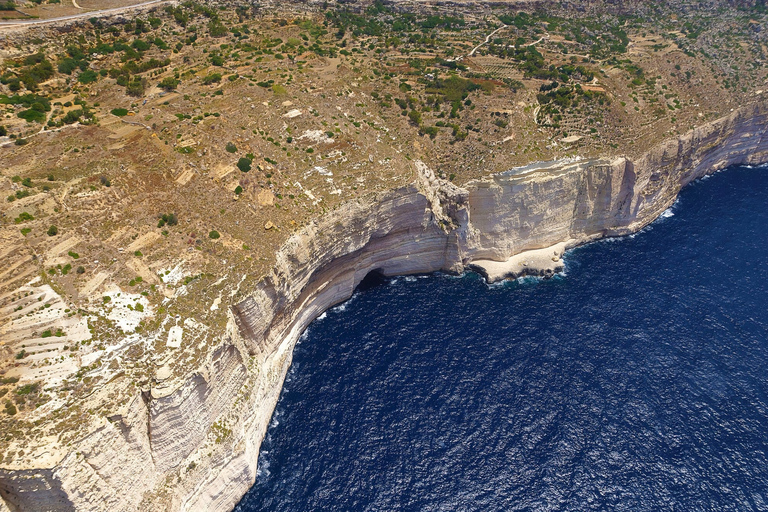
[468,24,508,57]
[0,0,169,27]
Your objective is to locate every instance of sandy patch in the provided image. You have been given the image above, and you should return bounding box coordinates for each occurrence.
[79,271,109,297]
[127,231,161,252]
[167,325,183,348]
[470,242,571,283]
[175,167,195,185]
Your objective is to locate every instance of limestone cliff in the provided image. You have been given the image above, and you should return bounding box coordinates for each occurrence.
[1,103,767,511]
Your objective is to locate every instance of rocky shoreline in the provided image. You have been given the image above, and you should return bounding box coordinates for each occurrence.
[2,102,768,512]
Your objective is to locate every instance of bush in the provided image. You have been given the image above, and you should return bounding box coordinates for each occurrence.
[202,73,222,85]
[5,402,16,416]
[78,69,98,84]
[234,185,243,195]
[126,79,146,97]
[62,109,82,124]
[209,230,220,239]
[47,225,58,236]
[421,125,439,139]
[76,266,85,274]
[157,213,178,228]
[111,108,129,116]
[18,109,46,123]
[236,157,252,172]
[0,125,6,136]
[14,212,34,224]
[159,77,180,91]
[225,142,237,153]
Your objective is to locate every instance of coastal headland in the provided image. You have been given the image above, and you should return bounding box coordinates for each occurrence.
[1,1,768,509]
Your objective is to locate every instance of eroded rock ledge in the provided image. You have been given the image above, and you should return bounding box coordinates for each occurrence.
[2,103,768,512]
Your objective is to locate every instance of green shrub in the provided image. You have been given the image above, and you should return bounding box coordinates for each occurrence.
[16,383,38,395]
[68,251,79,259]
[18,109,46,123]
[202,73,222,85]
[78,69,98,84]
[126,79,145,97]
[225,142,237,153]
[157,213,178,228]
[47,225,58,236]
[421,125,439,139]
[209,230,220,239]
[62,109,83,124]
[159,77,180,91]
[234,185,243,195]
[14,212,34,224]
[236,157,252,172]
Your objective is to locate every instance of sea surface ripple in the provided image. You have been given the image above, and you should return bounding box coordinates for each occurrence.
[236,165,768,511]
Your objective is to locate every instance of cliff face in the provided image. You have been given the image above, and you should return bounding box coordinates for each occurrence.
[2,103,767,512]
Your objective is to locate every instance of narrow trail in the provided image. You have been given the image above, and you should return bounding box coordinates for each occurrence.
[0,0,169,27]
[468,24,508,57]
[466,26,549,60]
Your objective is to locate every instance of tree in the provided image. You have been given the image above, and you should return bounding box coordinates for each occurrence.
[47,225,58,236]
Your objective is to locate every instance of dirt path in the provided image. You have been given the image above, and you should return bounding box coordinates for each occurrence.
[0,0,169,27]
[468,24,508,57]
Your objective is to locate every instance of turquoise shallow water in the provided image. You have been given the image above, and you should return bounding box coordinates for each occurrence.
[236,164,768,511]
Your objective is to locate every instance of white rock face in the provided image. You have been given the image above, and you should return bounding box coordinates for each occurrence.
[2,103,768,512]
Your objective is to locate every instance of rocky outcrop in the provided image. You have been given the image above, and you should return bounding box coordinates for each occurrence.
[2,102,767,512]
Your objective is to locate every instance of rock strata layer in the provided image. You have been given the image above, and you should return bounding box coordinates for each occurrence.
[2,103,768,512]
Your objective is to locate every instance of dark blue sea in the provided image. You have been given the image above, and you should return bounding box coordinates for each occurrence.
[236,165,768,511]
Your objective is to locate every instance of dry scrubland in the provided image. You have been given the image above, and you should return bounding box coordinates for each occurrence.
[0,0,767,482]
